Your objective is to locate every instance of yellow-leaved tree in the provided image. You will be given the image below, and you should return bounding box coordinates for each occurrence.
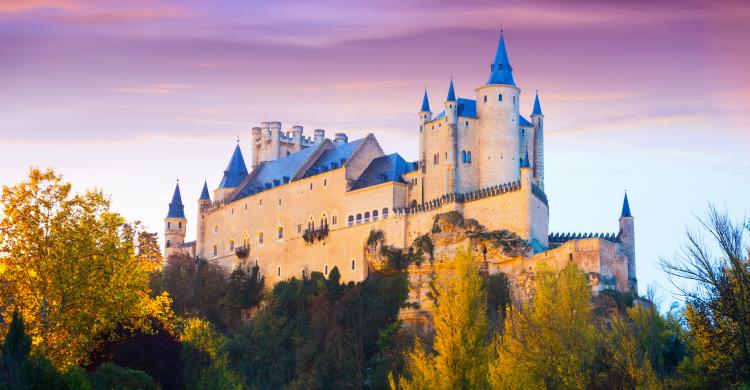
[0,168,170,367]
[490,263,596,389]
[395,249,490,390]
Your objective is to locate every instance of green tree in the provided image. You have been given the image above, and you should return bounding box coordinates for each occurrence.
[659,206,750,387]
[180,318,242,390]
[490,264,596,390]
[0,168,168,367]
[397,249,490,390]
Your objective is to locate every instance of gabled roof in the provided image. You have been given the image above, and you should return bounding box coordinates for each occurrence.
[349,153,414,191]
[230,137,367,202]
[198,180,210,201]
[621,193,632,218]
[446,79,456,102]
[532,92,543,116]
[487,31,516,86]
[420,89,431,112]
[166,183,186,219]
[218,144,248,188]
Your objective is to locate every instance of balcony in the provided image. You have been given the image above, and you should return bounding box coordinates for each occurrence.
[303,224,329,244]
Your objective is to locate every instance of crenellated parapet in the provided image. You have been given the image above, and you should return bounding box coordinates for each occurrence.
[548,231,621,244]
[395,180,522,215]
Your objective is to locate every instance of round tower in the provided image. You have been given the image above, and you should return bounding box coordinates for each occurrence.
[418,89,432,172]
[618,192,637,293]
[476,31,521,188]
[270,121,282,160]
[251,126,262,168]
[314,129,325,143]
[445,78,457,125]
[530,91,545,189]
[259,122,271,163]
[196,180,211,259]
[291,125,304,152]
[164,181,187,259]
[444,79,458,194]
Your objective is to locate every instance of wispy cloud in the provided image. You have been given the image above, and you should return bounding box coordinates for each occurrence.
[544,92,638,102]
[108,83,200,95]
[333,80,414,90]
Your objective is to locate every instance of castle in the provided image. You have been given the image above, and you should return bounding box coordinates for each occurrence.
[163,32,637,294]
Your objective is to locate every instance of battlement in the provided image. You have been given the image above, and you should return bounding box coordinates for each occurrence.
[251,121,349,168]
[395,180,522,215]
[548,232,621,244]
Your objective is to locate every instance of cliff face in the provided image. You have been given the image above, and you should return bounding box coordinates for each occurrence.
[365,211,532,332]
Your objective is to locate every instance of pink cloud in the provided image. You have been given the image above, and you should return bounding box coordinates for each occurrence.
[108,83,200,95]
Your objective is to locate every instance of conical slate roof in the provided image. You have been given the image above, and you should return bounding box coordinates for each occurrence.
[446,79,456,102]
[420,89,431,112]
[532,92,543,116]
[621,192,632,218]
[166,182,186,219]
[198,180,210,201]
[219,144,248,188]
[487,31,516,86]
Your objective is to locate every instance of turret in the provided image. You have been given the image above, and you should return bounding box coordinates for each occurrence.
[314,129,325,143]
[418,89,432,173]
[618,192,636,293]
[259,122,271,163]
[445,78,457,125]
[334,133,348,145]
[476,31,521,188]
[214,143,248,202]
[270,121,282,160]
[520,146,532,187]
[251,127,262,168]
[196,180,211,259]
[164,181,187,259]
[530,91,544,188]
[291,126,304,152]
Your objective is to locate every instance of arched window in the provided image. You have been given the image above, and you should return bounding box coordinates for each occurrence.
[483,95,487,102]
[321,213,328,227]
[411,200,417,208]
[277,266,281,277]
[166,240,171,248]
[372,209,379,221]
[242,232,250,248]
[356,213,362,224]
[212,245,217,257]
[461,150,466,163]
[324,264,329,276]
[178,222,182,229]
[332,214,338,225]
[257,232,264,246]
[277,226,284,240]
[467,151,472,163]
[364,211,370,223]
[382,208,389,219]
[348,215,354,226]
[351,259,356,271]
[167,222,171,229]
[229,240,235,251]
[498,94,503,101]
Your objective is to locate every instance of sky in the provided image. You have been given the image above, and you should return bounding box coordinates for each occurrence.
[1,0,748,304]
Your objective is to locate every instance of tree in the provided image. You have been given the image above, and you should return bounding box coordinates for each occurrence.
[490,263,596,389]
[397,249,490,390]
[179,318,242,390]
[659,206,750,387]
[0,168,167,367]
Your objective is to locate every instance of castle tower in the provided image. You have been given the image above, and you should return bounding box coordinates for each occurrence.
[618,192,637,293]
[270,121,282,160]
[476,31,521,188]
[314,129,325,143]
[418,89,432,174]
[291,126,304,152]
[164,181,187,259]
[196,180,211,259]
[530,92,544,189]
[214,142,248,202]
[251,127,262,168]
[444,79,458,194]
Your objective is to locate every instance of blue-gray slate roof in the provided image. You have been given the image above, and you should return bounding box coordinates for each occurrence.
[446,79,456,102]
[219,144,249,188]
[166,183,186,219]
[350,153,415,191]
[199,180,211,201]
[420,89,431,112]
[487,32,516,86]
[621,193,632,218]
[520,146,530,168]
[519,115,532,126]
[230,138,366,202]
[532,93,543,116]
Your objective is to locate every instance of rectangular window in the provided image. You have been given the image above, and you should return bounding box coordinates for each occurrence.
[332,215,338,225]
[499,94,503,101]
[297,224,302,233]
[483,95,487,102]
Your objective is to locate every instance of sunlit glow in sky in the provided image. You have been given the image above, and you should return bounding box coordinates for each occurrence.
[1,0,748,303]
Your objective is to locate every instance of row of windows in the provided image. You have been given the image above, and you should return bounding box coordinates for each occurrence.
[347,208,389,226]
[482,94,517,104]
[166,221,182,229]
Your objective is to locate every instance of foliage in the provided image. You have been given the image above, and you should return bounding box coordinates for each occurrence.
[227,270,408,389]
[485,272,512,333]
[179,318,242,390]
[88,363,157,390]
[0,168,166,367]
[87,317,184,390]
[490,263,596,389]
[397,249,490,390]
[659,206,750,387]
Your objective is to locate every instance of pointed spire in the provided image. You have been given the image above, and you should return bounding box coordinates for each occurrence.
[420,89,431,112]
[198,180,211,201]
[620,192,632,218]
[446,78,456,102]
[166,182,186,219]
[520,145,531,168]
[532,91,543,116]
[219,144,248,189]
[487,30,516,86]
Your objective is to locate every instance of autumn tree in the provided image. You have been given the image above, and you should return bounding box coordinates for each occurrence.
[660,206,750,387]
[396,249,490,390]
[490,263,596,389]
[0,168,170,367]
